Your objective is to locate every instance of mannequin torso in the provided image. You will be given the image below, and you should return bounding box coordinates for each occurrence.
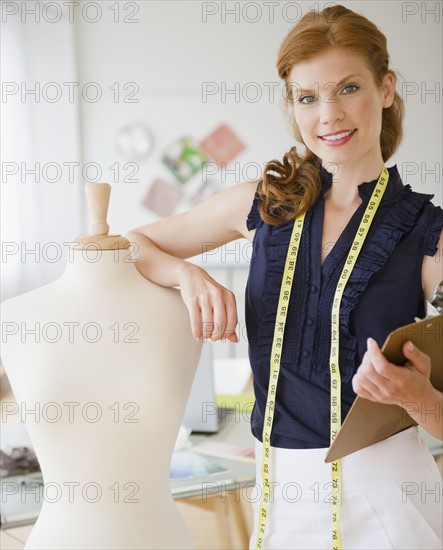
[1,248,202,549]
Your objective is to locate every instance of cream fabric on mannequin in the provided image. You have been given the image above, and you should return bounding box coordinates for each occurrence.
[1,185,202,549]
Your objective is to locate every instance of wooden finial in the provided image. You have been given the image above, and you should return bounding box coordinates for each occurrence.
[85,183,111,236]
[72,183,130,250]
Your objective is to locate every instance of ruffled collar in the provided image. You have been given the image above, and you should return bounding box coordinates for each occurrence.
[319,164,408,206]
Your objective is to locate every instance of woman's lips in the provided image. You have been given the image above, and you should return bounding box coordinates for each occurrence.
[319,129,357,146]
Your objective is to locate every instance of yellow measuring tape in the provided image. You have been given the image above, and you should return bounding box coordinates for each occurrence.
[255,167,389,550]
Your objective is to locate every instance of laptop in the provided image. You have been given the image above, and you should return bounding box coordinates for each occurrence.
[182,343,219,433]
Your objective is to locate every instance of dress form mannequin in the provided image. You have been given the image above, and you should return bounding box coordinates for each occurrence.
[1,184,202,549]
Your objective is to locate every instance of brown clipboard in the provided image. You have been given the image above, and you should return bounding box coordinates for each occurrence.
[325,314,443,463]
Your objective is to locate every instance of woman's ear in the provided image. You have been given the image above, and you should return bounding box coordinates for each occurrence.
[381,72,396,108]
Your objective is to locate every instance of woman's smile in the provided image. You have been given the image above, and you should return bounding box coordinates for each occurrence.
[319,128,357,145]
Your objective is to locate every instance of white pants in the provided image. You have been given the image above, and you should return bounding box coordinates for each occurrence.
[249,427,443,549]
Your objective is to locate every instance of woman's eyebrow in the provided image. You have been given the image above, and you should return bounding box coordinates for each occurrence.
[294,73,363,96]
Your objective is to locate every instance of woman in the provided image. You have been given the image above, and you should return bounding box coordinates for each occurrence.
[127,5,443,549]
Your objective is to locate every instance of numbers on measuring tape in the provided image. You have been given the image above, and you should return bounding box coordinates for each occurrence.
[255,211,306,550]
[326,167,388,550]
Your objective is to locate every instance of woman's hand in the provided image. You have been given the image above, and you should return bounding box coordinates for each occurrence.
[352,338,443,440]
[125,179,258,344]
[178,262,239,343]
[352,337,433,406]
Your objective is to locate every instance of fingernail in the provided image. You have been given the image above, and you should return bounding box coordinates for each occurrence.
[367,337,374,348]
[407,340,414,352]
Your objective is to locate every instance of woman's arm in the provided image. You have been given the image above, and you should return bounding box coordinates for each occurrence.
[422,228,443,307]
[352,229,443,440]
[125,179,258,343]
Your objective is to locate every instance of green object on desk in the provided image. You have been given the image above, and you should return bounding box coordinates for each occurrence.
[216,393,255,413]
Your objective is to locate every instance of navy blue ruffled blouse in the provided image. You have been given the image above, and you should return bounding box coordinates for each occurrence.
[245,164,443,449]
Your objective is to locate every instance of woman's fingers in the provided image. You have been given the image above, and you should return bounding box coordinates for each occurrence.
[353,337,435,406]
[224,291,239,342]
[208,290,225,341]
[352,372,381,401]
[188,299,204,340]
[200,300,215,340]
[207,289,239,342]
[211,306,239,342]
[178,264,239,343]
[402,340,432,377]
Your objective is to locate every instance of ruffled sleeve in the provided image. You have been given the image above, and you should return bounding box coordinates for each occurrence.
[246,193,262,231]
[338,188,434,340]
[423,204,443,256]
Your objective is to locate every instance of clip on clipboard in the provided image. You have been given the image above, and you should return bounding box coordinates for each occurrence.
[325,314,443,463]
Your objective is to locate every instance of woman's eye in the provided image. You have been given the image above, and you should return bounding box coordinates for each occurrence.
[298,95,316,104]
[342,84,359,94]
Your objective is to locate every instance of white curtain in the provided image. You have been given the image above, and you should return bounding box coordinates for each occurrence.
[1,9,84,302]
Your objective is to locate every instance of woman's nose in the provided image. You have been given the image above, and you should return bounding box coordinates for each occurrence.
[318,92,345,125]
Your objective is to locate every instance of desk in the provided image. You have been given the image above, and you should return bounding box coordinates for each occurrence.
[173,409,256,549]
[172,408,255,498]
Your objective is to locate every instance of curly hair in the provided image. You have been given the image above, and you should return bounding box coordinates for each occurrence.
[257,4,405,225]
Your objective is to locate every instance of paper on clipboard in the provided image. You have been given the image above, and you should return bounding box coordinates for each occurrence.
[325,314,443,463]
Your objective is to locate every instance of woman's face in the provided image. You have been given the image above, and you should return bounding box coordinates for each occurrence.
[288,48,395,171]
